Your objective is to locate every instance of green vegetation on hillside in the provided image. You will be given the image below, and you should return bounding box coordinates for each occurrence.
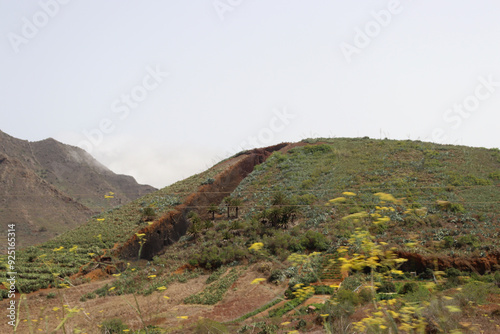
[0,161,228,294]
[2,138,499,294]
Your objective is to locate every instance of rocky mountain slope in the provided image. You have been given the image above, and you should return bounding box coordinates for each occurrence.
[0,130,156,248]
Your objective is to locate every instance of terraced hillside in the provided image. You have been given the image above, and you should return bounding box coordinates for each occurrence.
[0,144,285,294]
[1,138,499,333]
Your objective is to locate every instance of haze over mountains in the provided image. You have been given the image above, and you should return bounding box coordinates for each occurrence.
[0,130,156,248]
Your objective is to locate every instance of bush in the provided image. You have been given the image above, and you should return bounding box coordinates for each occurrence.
[79,292,96,302]
[300,230,328,251]
[336,289,360,306]
[418,268,435,280]
[141,207,156,221]
[399,282,418,294]
[494,271,500,287]
[268,269,286,283]
[378,281,396,293]
[456,234,479,248]
[100,318,128,333]
[404,285,431,303]
[456,281,496,306]
[444,268,463,287]
[489,171,500,180]
[358,288,373,304]
[451,203,466,213]
[321,298,356,325]
[443,236,454,248]
[201,178,215,185]
[340,274,363,291]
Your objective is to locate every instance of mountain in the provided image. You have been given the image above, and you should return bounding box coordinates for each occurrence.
[1,138,499,333]
[0,130,156,248]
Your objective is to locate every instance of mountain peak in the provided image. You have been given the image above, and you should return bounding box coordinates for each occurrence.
[0,130,156,248]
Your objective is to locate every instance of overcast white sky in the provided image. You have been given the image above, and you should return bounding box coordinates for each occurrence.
[1,1,499,188]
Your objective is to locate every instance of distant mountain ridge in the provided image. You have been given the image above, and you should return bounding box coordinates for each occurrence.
[0,130,156,248]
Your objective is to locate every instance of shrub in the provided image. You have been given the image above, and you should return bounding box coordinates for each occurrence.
[201,177,215,185]
[79,292,96,302]
[255,262,272,275]
[449,203,465,213]
[399,282,418,294]
[494,271,500,287]
[488,171,500,180]
[268,269,286,283]
[444,268,462,287]
[264,232,294,256]
[340,274,363,291]
[141,207,156,221]
[455,281,496,306]
[443,236,454,248]
[336,289,360,306]
[456,234,479,248]
[378,281,396,293]
[358,288,373,304]
[292,193,317,205]
[100,318,128,333]
[418,268,434,280]
[321,298,356,328]
[300,230,328,251]
[404,285,431,303]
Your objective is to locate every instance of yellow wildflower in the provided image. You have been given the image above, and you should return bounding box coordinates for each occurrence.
[248,242,264,251]
[446,305,461,313]
[251,278,265,284]
[329,197,346,203]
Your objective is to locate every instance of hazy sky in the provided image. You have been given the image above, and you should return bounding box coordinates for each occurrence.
[1,1,499,188]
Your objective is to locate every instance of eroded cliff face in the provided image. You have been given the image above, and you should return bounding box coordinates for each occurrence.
[114,144,289,260]
[398,251,500,275]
